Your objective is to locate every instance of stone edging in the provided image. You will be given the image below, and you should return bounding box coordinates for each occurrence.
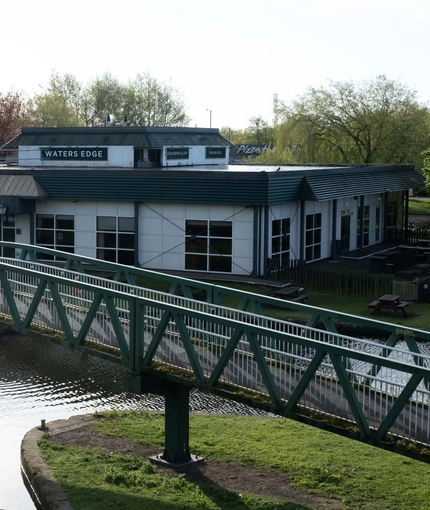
[21,414,98,510]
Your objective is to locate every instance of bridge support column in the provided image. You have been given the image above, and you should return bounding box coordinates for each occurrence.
[162,384,191,464]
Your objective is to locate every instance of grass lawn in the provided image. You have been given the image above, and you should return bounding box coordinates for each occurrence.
[39,411,430,510]
[409,197,430,216]
[37,252,430,508]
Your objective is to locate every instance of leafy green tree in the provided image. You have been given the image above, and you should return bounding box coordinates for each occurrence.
[421,149,430,192]
[28,92,84,127]
[124,72,189,126]
[220,126,248,144]
[221,117,275,146]
[87,72,126,126]
[45,71,189,127]
[275,76,430,168]
[247,145,295,164]
[247,116,274,144]
[48,71,87,122]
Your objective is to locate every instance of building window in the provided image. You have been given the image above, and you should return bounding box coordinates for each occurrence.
[305,213,321,261]
[375,205,380,241]
[96,216,135,265]
[271,218,290,268]
[185,220,232,272]
[35,214,74,260]
[387,201,398,229]
[363,205,370,246]
[357,205,370,247]
[0,215,15,258]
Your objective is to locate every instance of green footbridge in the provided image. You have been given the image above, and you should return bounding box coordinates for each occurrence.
[1,242,430,464]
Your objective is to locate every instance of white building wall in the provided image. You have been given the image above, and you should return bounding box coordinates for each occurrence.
[139,203,254,274]
[19,146,134,168]
[34,200,134,259]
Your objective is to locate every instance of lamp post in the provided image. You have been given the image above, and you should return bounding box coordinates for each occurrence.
[206,109,212,128]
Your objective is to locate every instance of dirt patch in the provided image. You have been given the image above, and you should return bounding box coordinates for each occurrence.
[48,426,344,509]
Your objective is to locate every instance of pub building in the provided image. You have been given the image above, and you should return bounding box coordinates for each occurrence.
[0,125,424,276]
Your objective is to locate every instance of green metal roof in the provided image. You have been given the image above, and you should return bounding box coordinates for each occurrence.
[0,175,47,198]
[0,163,423,205]
[1,127,233,150]
[296,165,424,201]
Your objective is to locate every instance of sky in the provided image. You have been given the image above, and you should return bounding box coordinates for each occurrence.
[2,0,430,130]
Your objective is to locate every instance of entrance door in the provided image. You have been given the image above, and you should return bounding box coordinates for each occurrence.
[340,212,350,253]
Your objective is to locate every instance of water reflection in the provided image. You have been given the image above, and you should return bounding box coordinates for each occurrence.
[0,329,271,509]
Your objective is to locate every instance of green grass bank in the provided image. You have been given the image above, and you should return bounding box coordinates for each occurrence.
[39,411,430,510]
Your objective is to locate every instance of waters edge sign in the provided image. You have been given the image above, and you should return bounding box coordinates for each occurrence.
[41,148,108,161]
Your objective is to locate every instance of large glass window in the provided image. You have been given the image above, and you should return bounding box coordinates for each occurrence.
[271,218,290,268]
[35,214,74,260]
[185,220,232,272]
[96,216,134,265]
[305,213,322,261]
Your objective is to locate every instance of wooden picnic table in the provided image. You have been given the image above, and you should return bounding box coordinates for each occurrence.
[368,294,409,317]
[273,284,308,302]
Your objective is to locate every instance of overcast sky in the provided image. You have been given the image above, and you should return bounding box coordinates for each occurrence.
[2,0,429,130]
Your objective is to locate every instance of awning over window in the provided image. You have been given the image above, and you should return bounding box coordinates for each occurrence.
[0,175,48,198]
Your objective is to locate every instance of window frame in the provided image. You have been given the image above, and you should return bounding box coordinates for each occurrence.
[305,212,322,261]
[35,213,75,260]
[185,219,232,272]
[96,215,135,265]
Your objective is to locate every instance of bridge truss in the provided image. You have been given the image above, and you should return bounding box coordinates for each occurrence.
[1,242,430,462]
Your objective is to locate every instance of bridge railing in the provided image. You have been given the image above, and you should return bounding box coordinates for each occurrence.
[1,257,430,449]
[3,241,430,346]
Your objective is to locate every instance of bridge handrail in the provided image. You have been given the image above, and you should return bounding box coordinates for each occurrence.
[2,258,430,372]
[2,255,430,449]
[2,242,430,344]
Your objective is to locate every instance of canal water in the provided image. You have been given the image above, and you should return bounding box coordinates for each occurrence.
[0,329,271,509]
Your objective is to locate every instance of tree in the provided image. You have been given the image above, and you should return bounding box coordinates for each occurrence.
[48,71,87,122]
[124,72,189,126]
[45,71,190,127]
[421,149,430,192]
[29,92,84,127]
[247,116,274,145]
[221,117,275,146]
[0,90,30,147]
[86,72,126,126]
[247,145,295,164]
[275,76,430,168]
